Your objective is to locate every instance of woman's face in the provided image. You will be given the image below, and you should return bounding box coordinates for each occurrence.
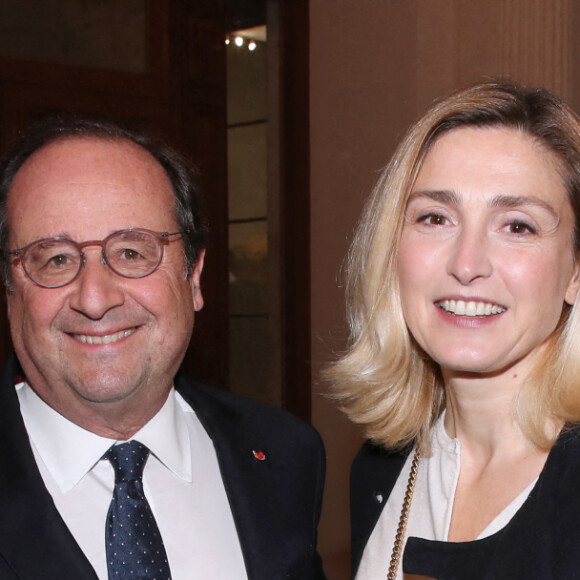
[397,126,580,379]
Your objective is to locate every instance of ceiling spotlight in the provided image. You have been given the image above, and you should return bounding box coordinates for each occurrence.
[234,36,244,47]
[248,41,257,51]
[225,38,230,45]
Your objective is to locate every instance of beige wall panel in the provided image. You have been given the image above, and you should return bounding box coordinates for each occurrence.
[310,2,420,577]
[497,0,572,96]
[415,0,457,112]
[416,0,573,106]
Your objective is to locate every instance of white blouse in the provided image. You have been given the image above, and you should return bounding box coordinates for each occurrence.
[356,416,536,579]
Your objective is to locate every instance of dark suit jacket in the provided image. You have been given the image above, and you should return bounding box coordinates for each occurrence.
[0,357,326,579]
[351,431,580,579]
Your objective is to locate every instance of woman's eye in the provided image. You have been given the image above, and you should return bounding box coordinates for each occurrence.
[505,221,537,235]
[417,213,448,226]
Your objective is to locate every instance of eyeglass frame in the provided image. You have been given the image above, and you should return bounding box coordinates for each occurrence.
[8,227,183,289]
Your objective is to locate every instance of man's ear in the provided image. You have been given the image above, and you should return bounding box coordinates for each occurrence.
[189,249,205,312]
[565,258,580,306]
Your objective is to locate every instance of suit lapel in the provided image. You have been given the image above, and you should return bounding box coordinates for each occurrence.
[0,357,98,579]
[179,379,287,579]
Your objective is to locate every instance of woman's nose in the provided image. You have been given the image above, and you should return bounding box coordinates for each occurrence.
[446,228,493,285]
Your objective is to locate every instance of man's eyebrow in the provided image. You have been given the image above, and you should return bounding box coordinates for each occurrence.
[489,194,559,219]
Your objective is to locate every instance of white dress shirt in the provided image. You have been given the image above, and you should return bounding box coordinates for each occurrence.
[16,382,248,580]
[356,414,536,580]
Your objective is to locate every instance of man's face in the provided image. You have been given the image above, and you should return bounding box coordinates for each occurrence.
[6,137,204,436]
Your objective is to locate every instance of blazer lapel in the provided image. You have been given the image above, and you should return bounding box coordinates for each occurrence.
[0,357,98,579]
[351,442,410,577]
[179,380,288,579]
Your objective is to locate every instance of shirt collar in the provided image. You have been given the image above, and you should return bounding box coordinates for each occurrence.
[16,382,192,493]
[432,410,461,456]
[132,389,192,482]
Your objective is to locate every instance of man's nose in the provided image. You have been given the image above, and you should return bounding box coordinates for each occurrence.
[68,250,125,319]
[445,228,493,285]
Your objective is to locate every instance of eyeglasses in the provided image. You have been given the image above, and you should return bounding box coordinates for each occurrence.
[9,228,183,288]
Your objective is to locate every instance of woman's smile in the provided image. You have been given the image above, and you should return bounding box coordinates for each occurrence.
[436,299,507,317]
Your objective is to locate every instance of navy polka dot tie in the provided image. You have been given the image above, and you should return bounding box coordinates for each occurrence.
[105,441,172,579]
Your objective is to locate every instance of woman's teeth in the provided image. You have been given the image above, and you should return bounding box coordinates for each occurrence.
[438,300,506,317]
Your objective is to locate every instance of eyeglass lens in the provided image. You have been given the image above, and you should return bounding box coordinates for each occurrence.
[23,229,164,288]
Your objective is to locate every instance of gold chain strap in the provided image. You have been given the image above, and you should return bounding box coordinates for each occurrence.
[387,448,420,580]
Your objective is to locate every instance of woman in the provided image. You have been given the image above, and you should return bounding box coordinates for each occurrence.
[329,81,580,579]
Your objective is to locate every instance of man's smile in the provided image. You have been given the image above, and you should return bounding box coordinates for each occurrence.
[70,327,137,345]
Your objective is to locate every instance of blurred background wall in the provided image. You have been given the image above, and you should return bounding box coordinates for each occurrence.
[0,1,577,578]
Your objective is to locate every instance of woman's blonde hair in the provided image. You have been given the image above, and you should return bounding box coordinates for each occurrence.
[328,81,580,452]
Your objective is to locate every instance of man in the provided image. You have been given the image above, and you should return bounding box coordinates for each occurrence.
[0,117,326,579]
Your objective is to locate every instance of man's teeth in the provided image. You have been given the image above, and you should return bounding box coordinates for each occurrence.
[74,328,136,345]
[439,300,506,317]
